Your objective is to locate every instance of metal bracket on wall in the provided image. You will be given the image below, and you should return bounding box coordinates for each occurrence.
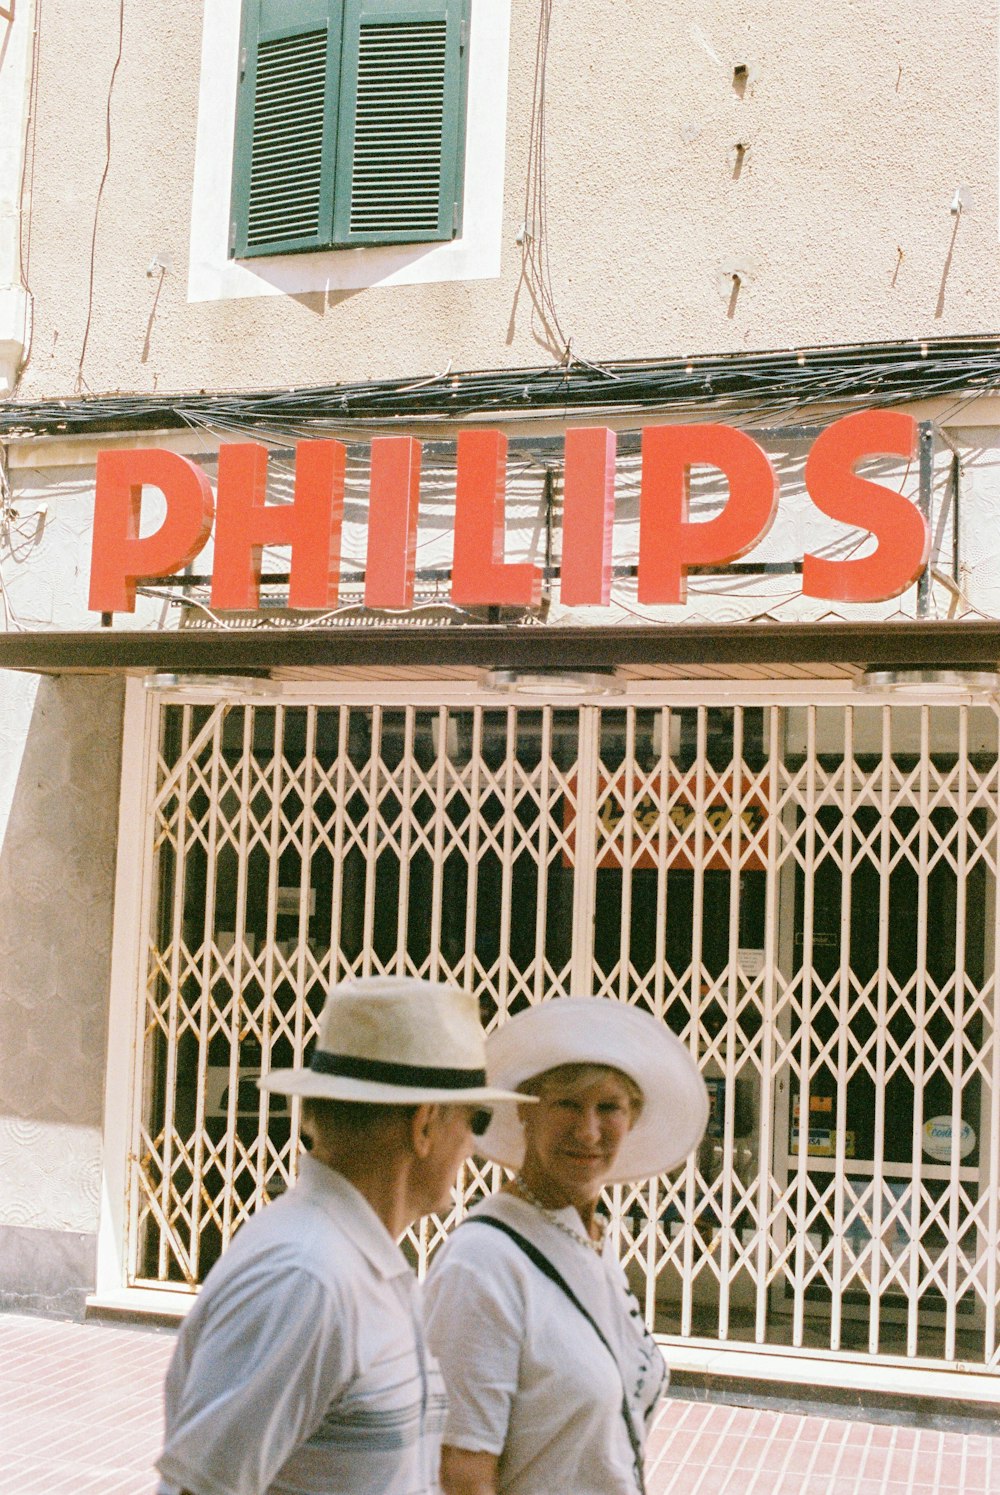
[916,419,961,619]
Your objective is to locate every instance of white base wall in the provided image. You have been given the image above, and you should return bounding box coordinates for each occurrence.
[0,673,124,1316]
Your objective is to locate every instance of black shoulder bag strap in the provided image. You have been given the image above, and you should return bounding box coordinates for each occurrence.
[465,1215,647,1495]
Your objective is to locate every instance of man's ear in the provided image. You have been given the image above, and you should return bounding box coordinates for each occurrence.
[410,1102,438,1160]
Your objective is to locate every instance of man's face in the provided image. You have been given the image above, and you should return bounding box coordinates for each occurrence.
[416,1105,479,1214]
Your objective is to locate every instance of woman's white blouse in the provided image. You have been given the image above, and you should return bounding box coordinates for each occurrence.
[424,1193,666,1495]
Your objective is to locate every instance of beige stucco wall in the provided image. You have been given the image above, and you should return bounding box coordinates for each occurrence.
[0,0,34,393]
[9,0,1000,401]
[0,674,124,1314]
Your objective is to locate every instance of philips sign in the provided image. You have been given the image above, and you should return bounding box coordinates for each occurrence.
[87,410,929,616]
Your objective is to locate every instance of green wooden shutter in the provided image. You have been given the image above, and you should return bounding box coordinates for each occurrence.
[231,0,344,258]
[331,0,469,246]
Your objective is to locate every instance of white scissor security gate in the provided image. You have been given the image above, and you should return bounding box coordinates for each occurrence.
[125,684,1000,1378]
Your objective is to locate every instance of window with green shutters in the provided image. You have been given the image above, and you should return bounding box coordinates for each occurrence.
[231,0,470,258]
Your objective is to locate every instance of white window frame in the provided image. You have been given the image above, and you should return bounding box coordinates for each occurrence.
[187,0,511,304]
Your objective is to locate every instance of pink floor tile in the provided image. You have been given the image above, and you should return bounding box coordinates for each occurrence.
[829,1445,870,1479]
[755,1438,797,1474]
[733,1435,773,1469]
[686,1469,737,1495]
[786,1440,829,1475]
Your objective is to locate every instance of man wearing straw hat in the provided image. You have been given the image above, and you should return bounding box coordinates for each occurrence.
[156,976,525,1495]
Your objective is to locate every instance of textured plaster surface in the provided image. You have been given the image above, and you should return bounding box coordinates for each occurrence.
[0,675,124,1264]
[0,5,31,283]
[1,464,167,631]
[0,2,34,277]
[10,0,1000,398]
[0,1,34,391]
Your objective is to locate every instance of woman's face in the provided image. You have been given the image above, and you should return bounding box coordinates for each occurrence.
[519,1069,635,1207]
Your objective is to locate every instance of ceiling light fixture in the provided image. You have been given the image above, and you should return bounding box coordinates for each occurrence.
[144,673,279,700]
[857,667,1000,697]
[486,668,623,700]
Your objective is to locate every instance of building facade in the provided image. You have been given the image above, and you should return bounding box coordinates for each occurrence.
[3,0,1000,1406]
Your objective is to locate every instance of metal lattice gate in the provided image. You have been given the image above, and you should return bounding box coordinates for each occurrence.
[125,684,1000,1376]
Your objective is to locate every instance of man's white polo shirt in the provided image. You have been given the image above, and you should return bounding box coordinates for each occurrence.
[156,1156,446,1495]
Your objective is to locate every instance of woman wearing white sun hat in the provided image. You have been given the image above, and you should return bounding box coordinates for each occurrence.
[425,996,709,1495]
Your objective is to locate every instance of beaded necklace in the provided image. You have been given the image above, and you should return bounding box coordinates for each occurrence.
[514,1175,606,1255]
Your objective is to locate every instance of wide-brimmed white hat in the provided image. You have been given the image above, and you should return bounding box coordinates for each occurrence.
[476,996,709,1182]
[260,977,528,1107]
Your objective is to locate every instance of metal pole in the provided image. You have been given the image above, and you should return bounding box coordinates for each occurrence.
[917,422,934,617]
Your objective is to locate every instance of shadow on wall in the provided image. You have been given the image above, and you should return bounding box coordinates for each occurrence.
[0,672,125,1317]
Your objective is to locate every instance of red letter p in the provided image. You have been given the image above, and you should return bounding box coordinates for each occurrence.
[637,425,778,604]
[89,449,215,614]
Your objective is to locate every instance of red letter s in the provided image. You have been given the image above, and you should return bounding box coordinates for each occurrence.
[802,411,927,602]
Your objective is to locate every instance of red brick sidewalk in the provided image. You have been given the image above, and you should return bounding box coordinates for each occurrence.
[647,1400,997,1494]
[0,1313,995,1494]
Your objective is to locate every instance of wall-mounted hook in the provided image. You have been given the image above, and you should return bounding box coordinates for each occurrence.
[732,63,758,98]
[716,263,755,319]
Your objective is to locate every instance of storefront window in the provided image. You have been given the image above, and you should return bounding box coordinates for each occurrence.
[130,689,1000,1373]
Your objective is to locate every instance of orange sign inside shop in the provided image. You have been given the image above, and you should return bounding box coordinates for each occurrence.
[87,410,928,614]
[563,771,770,871]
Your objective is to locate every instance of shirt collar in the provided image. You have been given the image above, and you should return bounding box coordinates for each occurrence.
[294,1155,413,1281]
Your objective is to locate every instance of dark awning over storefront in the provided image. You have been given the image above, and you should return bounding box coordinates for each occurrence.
[1,620,1000,676]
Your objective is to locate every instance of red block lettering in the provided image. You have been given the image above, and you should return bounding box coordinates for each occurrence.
[561,428,617,606]
[89,449,215,613]
[364,437,422,609]
[211,441,346,610]
[802,411,926,602]
[452,430,542,607]
[637,424,779,604]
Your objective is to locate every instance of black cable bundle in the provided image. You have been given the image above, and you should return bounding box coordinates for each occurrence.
[3,335,1000,442]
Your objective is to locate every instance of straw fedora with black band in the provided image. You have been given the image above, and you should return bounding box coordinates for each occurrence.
[475,996,709,1183]
[260,976,530,1108]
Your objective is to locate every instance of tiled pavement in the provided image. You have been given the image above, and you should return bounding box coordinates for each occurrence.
[646,1402,998,1494]
[0,1312,996,1494]
[0,1314,173,1494]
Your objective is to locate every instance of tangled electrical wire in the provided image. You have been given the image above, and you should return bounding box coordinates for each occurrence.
[512,0,568,359]
[0,451,24,631]
[3,336,1000,443]
[2,335,996,635]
